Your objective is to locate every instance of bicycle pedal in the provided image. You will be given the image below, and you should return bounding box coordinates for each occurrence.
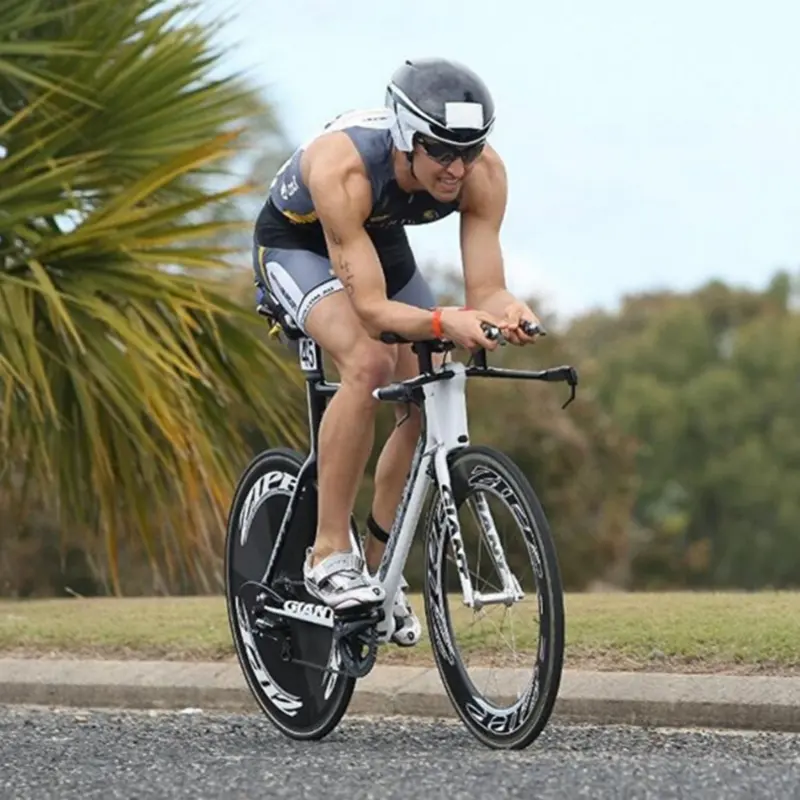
[334,608,383,639]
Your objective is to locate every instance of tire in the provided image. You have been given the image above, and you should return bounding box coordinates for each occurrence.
[422,445,565,750]
[224,447,356,740]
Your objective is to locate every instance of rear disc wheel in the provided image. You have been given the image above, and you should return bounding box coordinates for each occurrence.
[224,447,355,740]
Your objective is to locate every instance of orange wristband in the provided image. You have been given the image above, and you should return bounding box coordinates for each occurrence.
[431,307,443,338]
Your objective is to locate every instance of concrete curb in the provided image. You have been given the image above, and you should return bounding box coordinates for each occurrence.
[1,658,799,732]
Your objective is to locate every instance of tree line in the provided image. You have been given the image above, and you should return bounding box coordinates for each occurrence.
[2,2,798,595]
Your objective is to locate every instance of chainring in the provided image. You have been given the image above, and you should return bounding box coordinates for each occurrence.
[334,614,380,678]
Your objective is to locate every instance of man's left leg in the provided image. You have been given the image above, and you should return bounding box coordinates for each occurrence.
[363,267,443,646]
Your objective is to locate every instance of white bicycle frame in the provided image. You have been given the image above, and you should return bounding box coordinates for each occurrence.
[369,359,524,643]
[257,355,525,644]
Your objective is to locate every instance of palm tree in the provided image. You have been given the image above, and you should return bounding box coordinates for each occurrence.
[0,0,307,595]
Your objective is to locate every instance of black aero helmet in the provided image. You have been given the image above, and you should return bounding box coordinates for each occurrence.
[385,57,496,151]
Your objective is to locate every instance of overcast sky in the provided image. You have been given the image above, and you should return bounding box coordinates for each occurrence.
[204,0,800,320]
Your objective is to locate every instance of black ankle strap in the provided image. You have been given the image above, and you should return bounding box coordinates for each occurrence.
[366,512,390,544]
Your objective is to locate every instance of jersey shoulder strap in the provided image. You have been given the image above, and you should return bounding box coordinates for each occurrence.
[267,108,395,223]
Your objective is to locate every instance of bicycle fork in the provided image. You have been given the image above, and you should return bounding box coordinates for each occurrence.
[432,446,524,611]
[464,490,525,608]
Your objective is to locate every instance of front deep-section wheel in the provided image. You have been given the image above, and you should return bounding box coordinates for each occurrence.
[423,445,565,750]
[224,447,355,740]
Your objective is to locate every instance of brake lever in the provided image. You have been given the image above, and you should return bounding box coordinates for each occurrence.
[534,365,579,409]
[562,383,577,409]
[560,366,578,409]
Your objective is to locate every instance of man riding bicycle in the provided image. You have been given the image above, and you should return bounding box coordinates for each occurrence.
[252,57,542,646]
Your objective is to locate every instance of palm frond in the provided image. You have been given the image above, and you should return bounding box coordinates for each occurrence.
[1,0,307,594]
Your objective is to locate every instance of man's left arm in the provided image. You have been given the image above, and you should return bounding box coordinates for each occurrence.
[459,148,541,344]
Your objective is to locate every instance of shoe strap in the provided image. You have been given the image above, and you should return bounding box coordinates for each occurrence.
[308,551,365,583]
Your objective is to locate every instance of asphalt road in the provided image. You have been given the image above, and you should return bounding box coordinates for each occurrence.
[1,706,798,800]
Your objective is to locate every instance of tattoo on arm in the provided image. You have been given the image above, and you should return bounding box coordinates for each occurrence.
[322,223,353,294]
[338,254,355,296]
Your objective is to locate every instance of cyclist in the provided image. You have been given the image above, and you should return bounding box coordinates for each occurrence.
[252,57,542,646]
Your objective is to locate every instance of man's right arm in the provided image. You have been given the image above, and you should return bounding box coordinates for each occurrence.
[304,136,439,341]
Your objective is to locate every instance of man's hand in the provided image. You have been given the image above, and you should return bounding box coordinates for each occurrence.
[440,306,504,351]
[499,300,543,346]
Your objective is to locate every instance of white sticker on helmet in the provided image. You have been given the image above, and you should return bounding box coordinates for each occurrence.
[444,102,484,129]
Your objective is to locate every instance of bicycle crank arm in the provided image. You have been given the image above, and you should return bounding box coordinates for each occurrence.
[257,602,335,629]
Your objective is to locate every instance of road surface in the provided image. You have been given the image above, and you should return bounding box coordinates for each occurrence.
[1,707,798,799]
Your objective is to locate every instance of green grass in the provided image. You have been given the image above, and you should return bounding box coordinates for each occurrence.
[1,592,799,674]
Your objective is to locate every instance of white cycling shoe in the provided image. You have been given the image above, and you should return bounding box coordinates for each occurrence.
[390,576,422,647]
[302,549,385,611]
[302,550,421,646]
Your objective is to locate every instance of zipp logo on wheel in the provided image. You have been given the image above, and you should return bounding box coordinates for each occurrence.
[239,469,296,546]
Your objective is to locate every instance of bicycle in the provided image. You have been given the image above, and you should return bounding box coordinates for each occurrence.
[224,284,579,750]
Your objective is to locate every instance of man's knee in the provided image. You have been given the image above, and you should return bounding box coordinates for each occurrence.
[337,340,397,393]
[303,292,398,393]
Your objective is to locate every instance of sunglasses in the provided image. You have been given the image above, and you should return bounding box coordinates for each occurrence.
[417,136,485,166]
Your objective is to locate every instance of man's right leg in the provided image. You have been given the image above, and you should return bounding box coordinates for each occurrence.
[258,246,397,610]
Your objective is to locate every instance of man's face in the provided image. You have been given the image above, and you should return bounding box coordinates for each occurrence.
[411,135,485,201]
